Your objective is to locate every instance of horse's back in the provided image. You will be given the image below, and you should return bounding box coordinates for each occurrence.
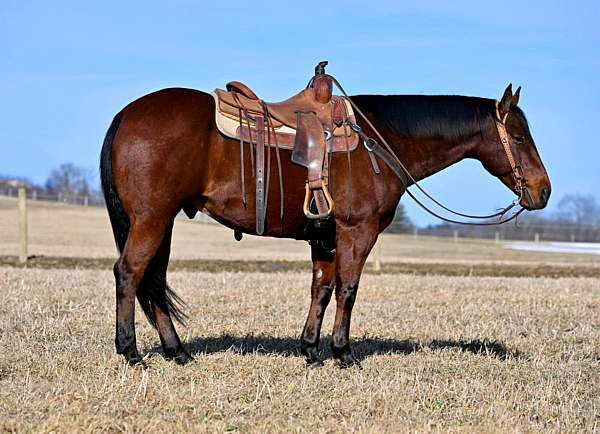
[121,87,214,134]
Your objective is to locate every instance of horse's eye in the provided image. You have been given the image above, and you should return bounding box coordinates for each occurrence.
[512,135,524,144]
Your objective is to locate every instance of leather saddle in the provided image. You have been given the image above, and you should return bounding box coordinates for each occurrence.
[213,61,360,236]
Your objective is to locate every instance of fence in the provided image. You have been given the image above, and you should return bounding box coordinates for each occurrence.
[0,185,105,207]
[4,187,599,266]
[416,221,600,243]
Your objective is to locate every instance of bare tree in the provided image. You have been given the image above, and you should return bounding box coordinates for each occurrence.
[45,163,94,197]
[557,194,600,226]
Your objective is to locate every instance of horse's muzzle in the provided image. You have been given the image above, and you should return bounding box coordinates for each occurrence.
[520,185,551,210]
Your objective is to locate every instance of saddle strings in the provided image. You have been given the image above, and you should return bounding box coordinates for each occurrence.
[231,93,285,226]
[232,93,247,207]
[326,74,525,226]
[261,102,285,223]
[340,101,353,222]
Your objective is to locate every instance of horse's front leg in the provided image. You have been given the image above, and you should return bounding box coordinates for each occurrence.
[300,243,336,367]
[331,222,378,368]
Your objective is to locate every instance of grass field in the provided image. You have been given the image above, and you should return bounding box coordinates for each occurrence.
[0,197,599,432]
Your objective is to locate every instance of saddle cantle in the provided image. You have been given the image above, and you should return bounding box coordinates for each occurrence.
[212,61,361,236]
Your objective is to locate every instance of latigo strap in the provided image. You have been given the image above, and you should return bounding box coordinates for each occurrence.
[255,116,266,235]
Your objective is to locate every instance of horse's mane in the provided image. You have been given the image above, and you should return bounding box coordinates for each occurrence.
[350,94,524,144]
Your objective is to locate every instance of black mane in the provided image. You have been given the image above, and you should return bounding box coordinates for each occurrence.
[350,94,498,144]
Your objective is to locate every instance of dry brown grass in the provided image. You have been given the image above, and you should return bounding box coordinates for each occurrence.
[1,267,599,433]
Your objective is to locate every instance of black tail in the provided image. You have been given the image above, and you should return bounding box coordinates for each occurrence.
[100,113,187,326]
[100,112,128,251]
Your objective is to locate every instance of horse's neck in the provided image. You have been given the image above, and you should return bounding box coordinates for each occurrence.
[393,135,475,183]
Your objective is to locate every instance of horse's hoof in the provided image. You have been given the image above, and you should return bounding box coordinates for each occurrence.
[306,358,324,369]
[127,357,147,369]
[333,351,362,370]
[173,350,195,366]
[123,350,145,367]
[301,344,323,368]
[336,358,362,370]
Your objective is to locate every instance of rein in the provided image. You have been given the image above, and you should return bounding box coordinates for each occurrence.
[328,75,528,226]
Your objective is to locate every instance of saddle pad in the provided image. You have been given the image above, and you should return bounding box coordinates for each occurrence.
[212,92,359,152]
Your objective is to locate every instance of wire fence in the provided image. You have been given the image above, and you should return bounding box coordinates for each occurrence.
[416,221,600,243]
[0,188,218,224]
[0,186,105,207]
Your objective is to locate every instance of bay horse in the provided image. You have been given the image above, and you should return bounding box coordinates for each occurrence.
[100,82,550,367]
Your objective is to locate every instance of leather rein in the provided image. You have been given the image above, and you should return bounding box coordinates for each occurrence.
[328,75,529,226]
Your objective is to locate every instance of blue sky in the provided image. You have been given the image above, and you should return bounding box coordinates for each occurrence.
[1,1,598,224]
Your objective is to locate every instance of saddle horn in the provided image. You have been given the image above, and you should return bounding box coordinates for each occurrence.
[312,61,333,104]
[315,60,328,75]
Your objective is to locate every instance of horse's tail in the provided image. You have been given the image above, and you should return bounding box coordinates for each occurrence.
[100,112,128,252]
[100,112,187,326]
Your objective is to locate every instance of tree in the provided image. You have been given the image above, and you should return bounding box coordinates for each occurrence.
[45,163,94,197]
[556,194,600,226]
[386,202,414,233]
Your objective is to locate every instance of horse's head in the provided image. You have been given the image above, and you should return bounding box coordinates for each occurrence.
[477,84,551,210]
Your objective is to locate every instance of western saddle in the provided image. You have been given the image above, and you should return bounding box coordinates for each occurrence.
[213,61,362,236]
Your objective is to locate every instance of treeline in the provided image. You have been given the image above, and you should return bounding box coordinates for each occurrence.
[0,163,105,206]
[419,194,600,242]
[385,203,415,233]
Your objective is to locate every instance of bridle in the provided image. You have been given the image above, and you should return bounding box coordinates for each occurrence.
[327,75,530,226]
[494,101,534,210]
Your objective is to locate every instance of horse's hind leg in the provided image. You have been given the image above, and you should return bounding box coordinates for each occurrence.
[145,221,193,365]
[114,216,171,365]
[300,244,336,367]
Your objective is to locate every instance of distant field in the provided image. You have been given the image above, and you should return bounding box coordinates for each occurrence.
[0,196,599,432]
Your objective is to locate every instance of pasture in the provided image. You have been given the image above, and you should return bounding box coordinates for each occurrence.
[1,197,599,432]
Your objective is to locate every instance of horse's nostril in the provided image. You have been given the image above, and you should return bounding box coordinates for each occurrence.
[541,187,549,203]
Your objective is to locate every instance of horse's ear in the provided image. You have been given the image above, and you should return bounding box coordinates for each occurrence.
[511,86,521,107]
[498,83,513,119]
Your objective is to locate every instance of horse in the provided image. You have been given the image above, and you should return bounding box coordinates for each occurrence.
[100,82,550,368]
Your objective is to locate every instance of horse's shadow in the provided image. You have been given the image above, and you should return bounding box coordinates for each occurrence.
[147,334,521,362]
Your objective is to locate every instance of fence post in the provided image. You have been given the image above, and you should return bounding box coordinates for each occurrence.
[373,240,382,272]
[534,233,540,243]
[84,196,89,207]
[495,231,500,243]
[18,188,28,264]
[32,190,37,201]
[453,230,459,242]
[413,227,418,240]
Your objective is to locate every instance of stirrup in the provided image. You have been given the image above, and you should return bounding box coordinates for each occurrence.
[303,182,334,220]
